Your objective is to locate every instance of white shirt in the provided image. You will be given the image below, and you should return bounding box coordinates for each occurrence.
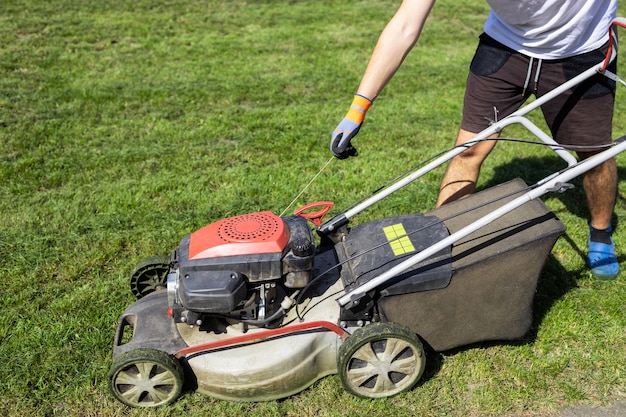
[484,0,618,58]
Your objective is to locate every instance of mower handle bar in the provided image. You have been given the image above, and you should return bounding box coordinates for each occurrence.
[337,133,626,308]
[334,17,626,307]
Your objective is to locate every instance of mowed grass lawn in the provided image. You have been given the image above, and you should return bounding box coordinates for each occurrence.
[1,1,625,416]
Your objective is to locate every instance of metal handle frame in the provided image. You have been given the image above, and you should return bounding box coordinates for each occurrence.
[335,18,626,308]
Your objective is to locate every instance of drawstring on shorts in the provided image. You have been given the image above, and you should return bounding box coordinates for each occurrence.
[522,56,543,96]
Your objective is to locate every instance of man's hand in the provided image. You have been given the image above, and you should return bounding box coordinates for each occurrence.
[331,94,372,159]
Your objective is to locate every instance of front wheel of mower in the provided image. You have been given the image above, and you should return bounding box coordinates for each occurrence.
[108,348,185,408]
[130,256,170,299]
[337,322,426,399]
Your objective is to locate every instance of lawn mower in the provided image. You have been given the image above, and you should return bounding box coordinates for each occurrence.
[108,19,626,407]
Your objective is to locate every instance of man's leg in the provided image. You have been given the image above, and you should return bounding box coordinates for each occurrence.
[578,152,619,279]
[436,129,498,207]
[579,153,617,230]
[438,34,525,207]
[535,41,618,278]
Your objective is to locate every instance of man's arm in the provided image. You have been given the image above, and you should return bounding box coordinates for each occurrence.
[330,0,436,159]
[356,0,437,100]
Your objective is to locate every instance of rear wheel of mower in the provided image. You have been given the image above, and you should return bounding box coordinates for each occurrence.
[337,322,426,399]
[130,256,170,299]
[108,348,184,407]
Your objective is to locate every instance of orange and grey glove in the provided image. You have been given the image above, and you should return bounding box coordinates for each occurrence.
[330,94,373,159]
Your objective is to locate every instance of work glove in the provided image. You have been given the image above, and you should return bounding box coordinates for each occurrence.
[330,94,373,159]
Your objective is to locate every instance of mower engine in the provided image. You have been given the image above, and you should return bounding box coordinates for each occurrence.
[166,211,315,327]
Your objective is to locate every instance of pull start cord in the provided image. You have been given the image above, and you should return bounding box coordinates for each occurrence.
[280,156,335,216]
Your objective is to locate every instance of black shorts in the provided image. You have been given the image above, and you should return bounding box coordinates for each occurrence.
[462,33,617,152]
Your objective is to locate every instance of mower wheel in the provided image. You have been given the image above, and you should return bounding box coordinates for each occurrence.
[337,322,425,399]
[130,256,170,299]
[108,348,185,408]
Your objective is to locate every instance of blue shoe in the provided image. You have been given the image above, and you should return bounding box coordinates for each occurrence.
[587,230,619,280]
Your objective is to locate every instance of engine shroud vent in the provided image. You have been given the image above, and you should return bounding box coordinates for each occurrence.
[188,211,290,260]
[218,212,282,242]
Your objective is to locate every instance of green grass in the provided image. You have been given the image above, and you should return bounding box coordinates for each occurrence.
[1,1,625,416]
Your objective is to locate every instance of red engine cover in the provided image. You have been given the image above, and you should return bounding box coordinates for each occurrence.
[188,211,290,260]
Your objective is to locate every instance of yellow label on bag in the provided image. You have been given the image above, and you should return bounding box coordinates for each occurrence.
[383,224,415,256]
